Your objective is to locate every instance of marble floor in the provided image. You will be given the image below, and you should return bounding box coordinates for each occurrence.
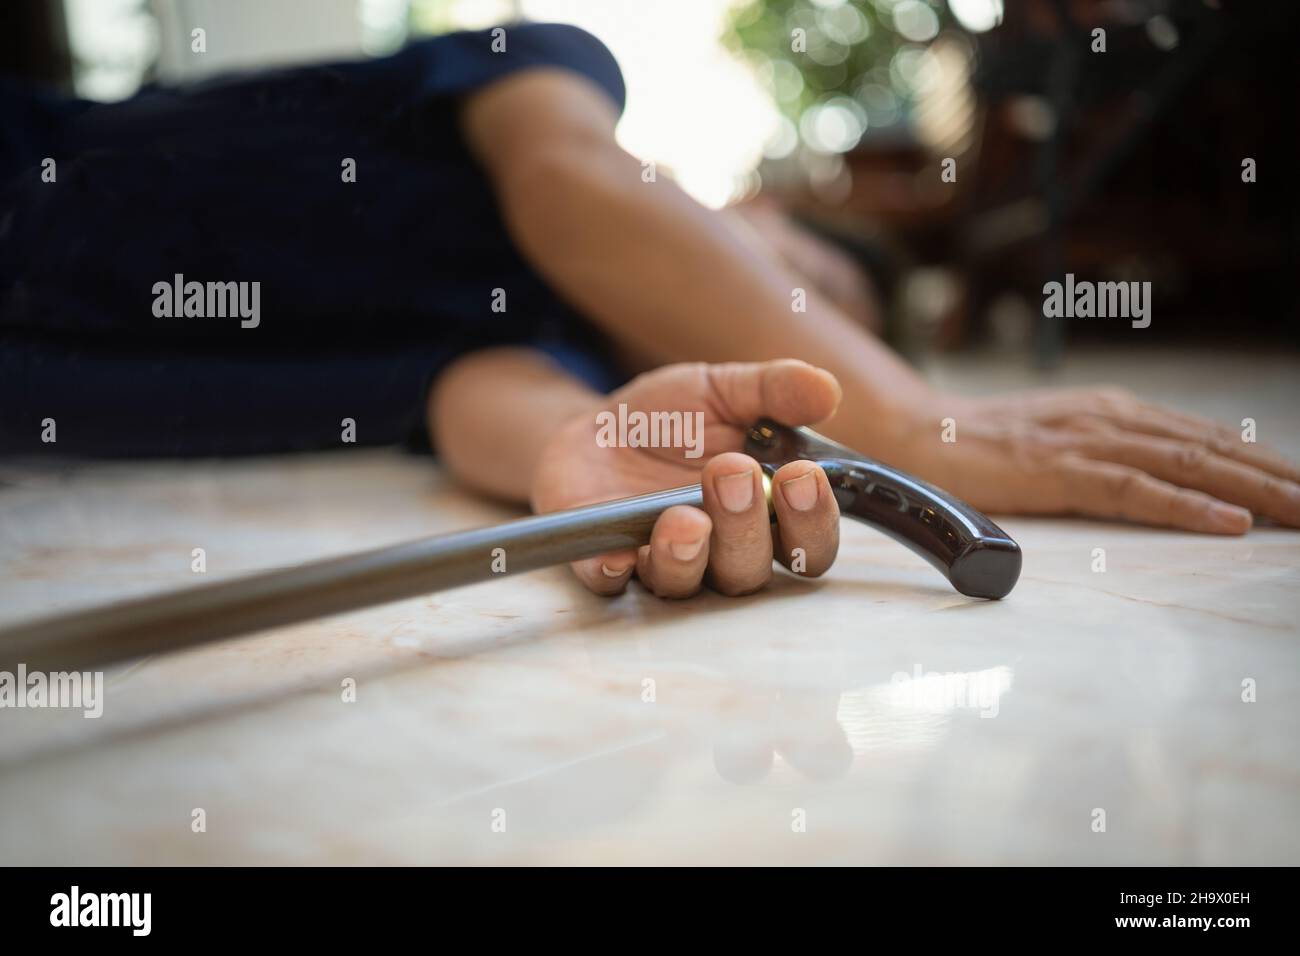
[1,349,1297,865]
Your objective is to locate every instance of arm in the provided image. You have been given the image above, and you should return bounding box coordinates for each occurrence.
[459,70,929,456]
[458,70,1300,534]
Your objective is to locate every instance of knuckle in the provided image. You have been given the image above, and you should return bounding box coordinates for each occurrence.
[715,520,772,557]
[1059,415,1106,433]
[1105,469,1143,508]
[1174,443,1211,472]
[1171,489,1205,523]
[1204,433,1236,456]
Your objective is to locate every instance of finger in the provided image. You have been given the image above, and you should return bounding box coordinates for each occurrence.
[1135,400,1256,442]
[1095,403,1300,484]
[1058,457,1252,534]
[704,359,842,428]
[770,461,840,577]
[570,549,638,596]
[701,452,774,596]
[1072,433,1300,527]
[635,505,712,599]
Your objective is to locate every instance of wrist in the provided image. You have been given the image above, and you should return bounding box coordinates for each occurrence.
[430,348,602,504]
[816,380,948,460]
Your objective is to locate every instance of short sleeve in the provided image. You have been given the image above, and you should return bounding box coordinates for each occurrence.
[400,22,626,114]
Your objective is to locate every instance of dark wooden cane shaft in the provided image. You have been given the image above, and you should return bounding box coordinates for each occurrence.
[0,484,712,673]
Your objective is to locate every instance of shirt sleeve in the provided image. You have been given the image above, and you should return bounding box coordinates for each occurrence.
[399,22,626,115]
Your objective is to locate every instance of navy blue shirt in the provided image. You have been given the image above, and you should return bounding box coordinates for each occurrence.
[0,23,626,456]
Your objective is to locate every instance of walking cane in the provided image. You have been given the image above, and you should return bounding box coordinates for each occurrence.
[0,420,1021,672]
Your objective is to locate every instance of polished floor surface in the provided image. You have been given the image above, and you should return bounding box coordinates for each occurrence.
[1,349,1297,864]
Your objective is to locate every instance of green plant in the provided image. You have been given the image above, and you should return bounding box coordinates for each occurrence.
[724,0,952,152]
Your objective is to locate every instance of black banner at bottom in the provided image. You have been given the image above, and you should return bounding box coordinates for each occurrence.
[0,865,1284,942]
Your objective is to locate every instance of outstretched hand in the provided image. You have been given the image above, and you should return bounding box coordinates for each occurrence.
[893,385,1300,534]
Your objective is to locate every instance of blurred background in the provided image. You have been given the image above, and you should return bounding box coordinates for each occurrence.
[2,0,1295,366]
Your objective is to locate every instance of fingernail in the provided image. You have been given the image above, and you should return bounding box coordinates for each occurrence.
[1208,504,1251,533]
[670,537,705,562]
[780,471,818,512]
[601,562,630,578]
[716,470,755,513]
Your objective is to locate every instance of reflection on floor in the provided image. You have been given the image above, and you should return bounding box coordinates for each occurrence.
[1,349,1297,864]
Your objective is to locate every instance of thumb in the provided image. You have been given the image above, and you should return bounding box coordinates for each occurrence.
[706,359,842,428]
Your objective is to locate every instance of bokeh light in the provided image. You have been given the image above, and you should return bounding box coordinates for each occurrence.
[946,0,1002,33]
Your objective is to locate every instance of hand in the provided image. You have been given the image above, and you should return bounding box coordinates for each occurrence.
[531,360,843,597]
[894,385,1300,534]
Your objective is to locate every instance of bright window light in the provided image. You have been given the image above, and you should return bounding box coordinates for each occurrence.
[520,0,780,208]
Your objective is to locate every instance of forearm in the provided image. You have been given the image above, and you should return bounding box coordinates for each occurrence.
[427,347,598,505]
[463,73,934,456]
